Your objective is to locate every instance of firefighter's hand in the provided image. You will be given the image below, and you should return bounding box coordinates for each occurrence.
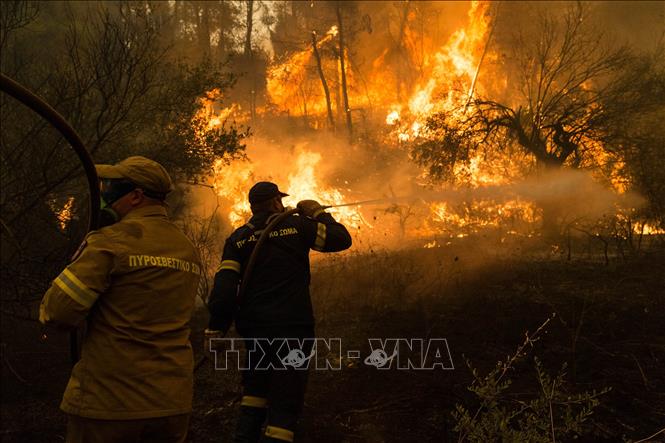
[204,329,227,364]
[297,200,325,218]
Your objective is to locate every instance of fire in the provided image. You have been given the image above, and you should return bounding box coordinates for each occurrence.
[389,1,493,142]
[283,151,365,228]
[386,110,400,125]
[52,196,75,231]
[641,223,665,235]
[211,159,253,227]
[266,26,343,117]
[191,1,655,248]
[195,88,245,134]
[263,1,496,144]
[212,149,365,230]
[203,1,540,244]
[209,1,534,242]
[429,198,538,235]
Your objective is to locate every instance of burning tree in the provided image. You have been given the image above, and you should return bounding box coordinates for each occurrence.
[409,3,665,236]
[413,3,636,178]
[604,50,665,231]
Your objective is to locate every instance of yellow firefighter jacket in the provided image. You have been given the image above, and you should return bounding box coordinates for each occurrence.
[39,205,201,420]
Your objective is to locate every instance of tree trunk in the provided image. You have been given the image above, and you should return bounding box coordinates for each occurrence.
[299,84,309,128]
[197,2,211,59]
[336,4,352,140]
[244,0,254,57]
[244,0,256,121]
[215,1,232,59]
[173,0,182,43]
[334,63,342,123]
[311,32,335,131]
[536,162,566,240]
[464,3,498,111]
[397,1,410,46]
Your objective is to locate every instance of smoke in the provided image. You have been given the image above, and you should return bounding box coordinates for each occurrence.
[411,168,641,214]
[186,0,657,254]
[197,131,645,253]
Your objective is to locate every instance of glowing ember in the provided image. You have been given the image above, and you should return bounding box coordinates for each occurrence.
[54,197,75,231]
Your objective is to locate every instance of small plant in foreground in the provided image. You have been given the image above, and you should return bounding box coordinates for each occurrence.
[453,315,610,442]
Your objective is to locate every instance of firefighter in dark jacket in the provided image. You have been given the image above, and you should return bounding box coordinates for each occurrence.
[206,181,352,443]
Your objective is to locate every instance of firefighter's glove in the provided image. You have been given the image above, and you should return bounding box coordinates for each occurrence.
[204,329,227,365]
[297,200,325,218]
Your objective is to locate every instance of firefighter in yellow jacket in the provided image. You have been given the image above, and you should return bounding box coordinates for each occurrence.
[39,156,201,443]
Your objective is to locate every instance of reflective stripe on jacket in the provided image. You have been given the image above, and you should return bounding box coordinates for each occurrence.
[40,205,201,420]
[208,211,352,332]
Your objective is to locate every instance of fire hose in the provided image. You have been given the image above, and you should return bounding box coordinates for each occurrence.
[2,72,390,369]
[196,207,301,370]
[0,73,100,364]
[198,202,369,371]
[233,201,375,303]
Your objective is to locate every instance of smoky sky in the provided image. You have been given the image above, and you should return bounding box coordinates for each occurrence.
[493,1,664,50]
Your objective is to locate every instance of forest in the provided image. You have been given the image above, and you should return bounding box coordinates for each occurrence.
[1,1,664,442]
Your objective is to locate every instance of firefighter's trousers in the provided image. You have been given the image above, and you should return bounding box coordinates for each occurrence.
[66,413,189,443]
[234,325,315,443]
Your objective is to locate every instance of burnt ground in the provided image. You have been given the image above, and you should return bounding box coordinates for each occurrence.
[2,238,664,442]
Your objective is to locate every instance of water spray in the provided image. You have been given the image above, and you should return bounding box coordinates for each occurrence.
[321,196,419,210]
[321,197,399,209]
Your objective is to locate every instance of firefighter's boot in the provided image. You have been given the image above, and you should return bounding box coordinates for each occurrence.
[261,425,294,442]
[233,404,267,443]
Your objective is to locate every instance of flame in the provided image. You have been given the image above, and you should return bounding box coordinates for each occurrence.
[195,88,246,133]
[193,1,652,247]
[212,149,365,230]
[209,1,536,243]
[640,223,665,235]
[388,1,493,143]
[54,196,75,231]
[283,151,365,228]
[266,26,343,117]
[386,110,400,125]
[428,198,538,235]
[264,1,495,142]
[212,159,253,227]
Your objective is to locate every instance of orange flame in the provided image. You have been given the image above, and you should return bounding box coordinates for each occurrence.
[52,196,75,231]
[212,149,365,230]
[197,1,648,247]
